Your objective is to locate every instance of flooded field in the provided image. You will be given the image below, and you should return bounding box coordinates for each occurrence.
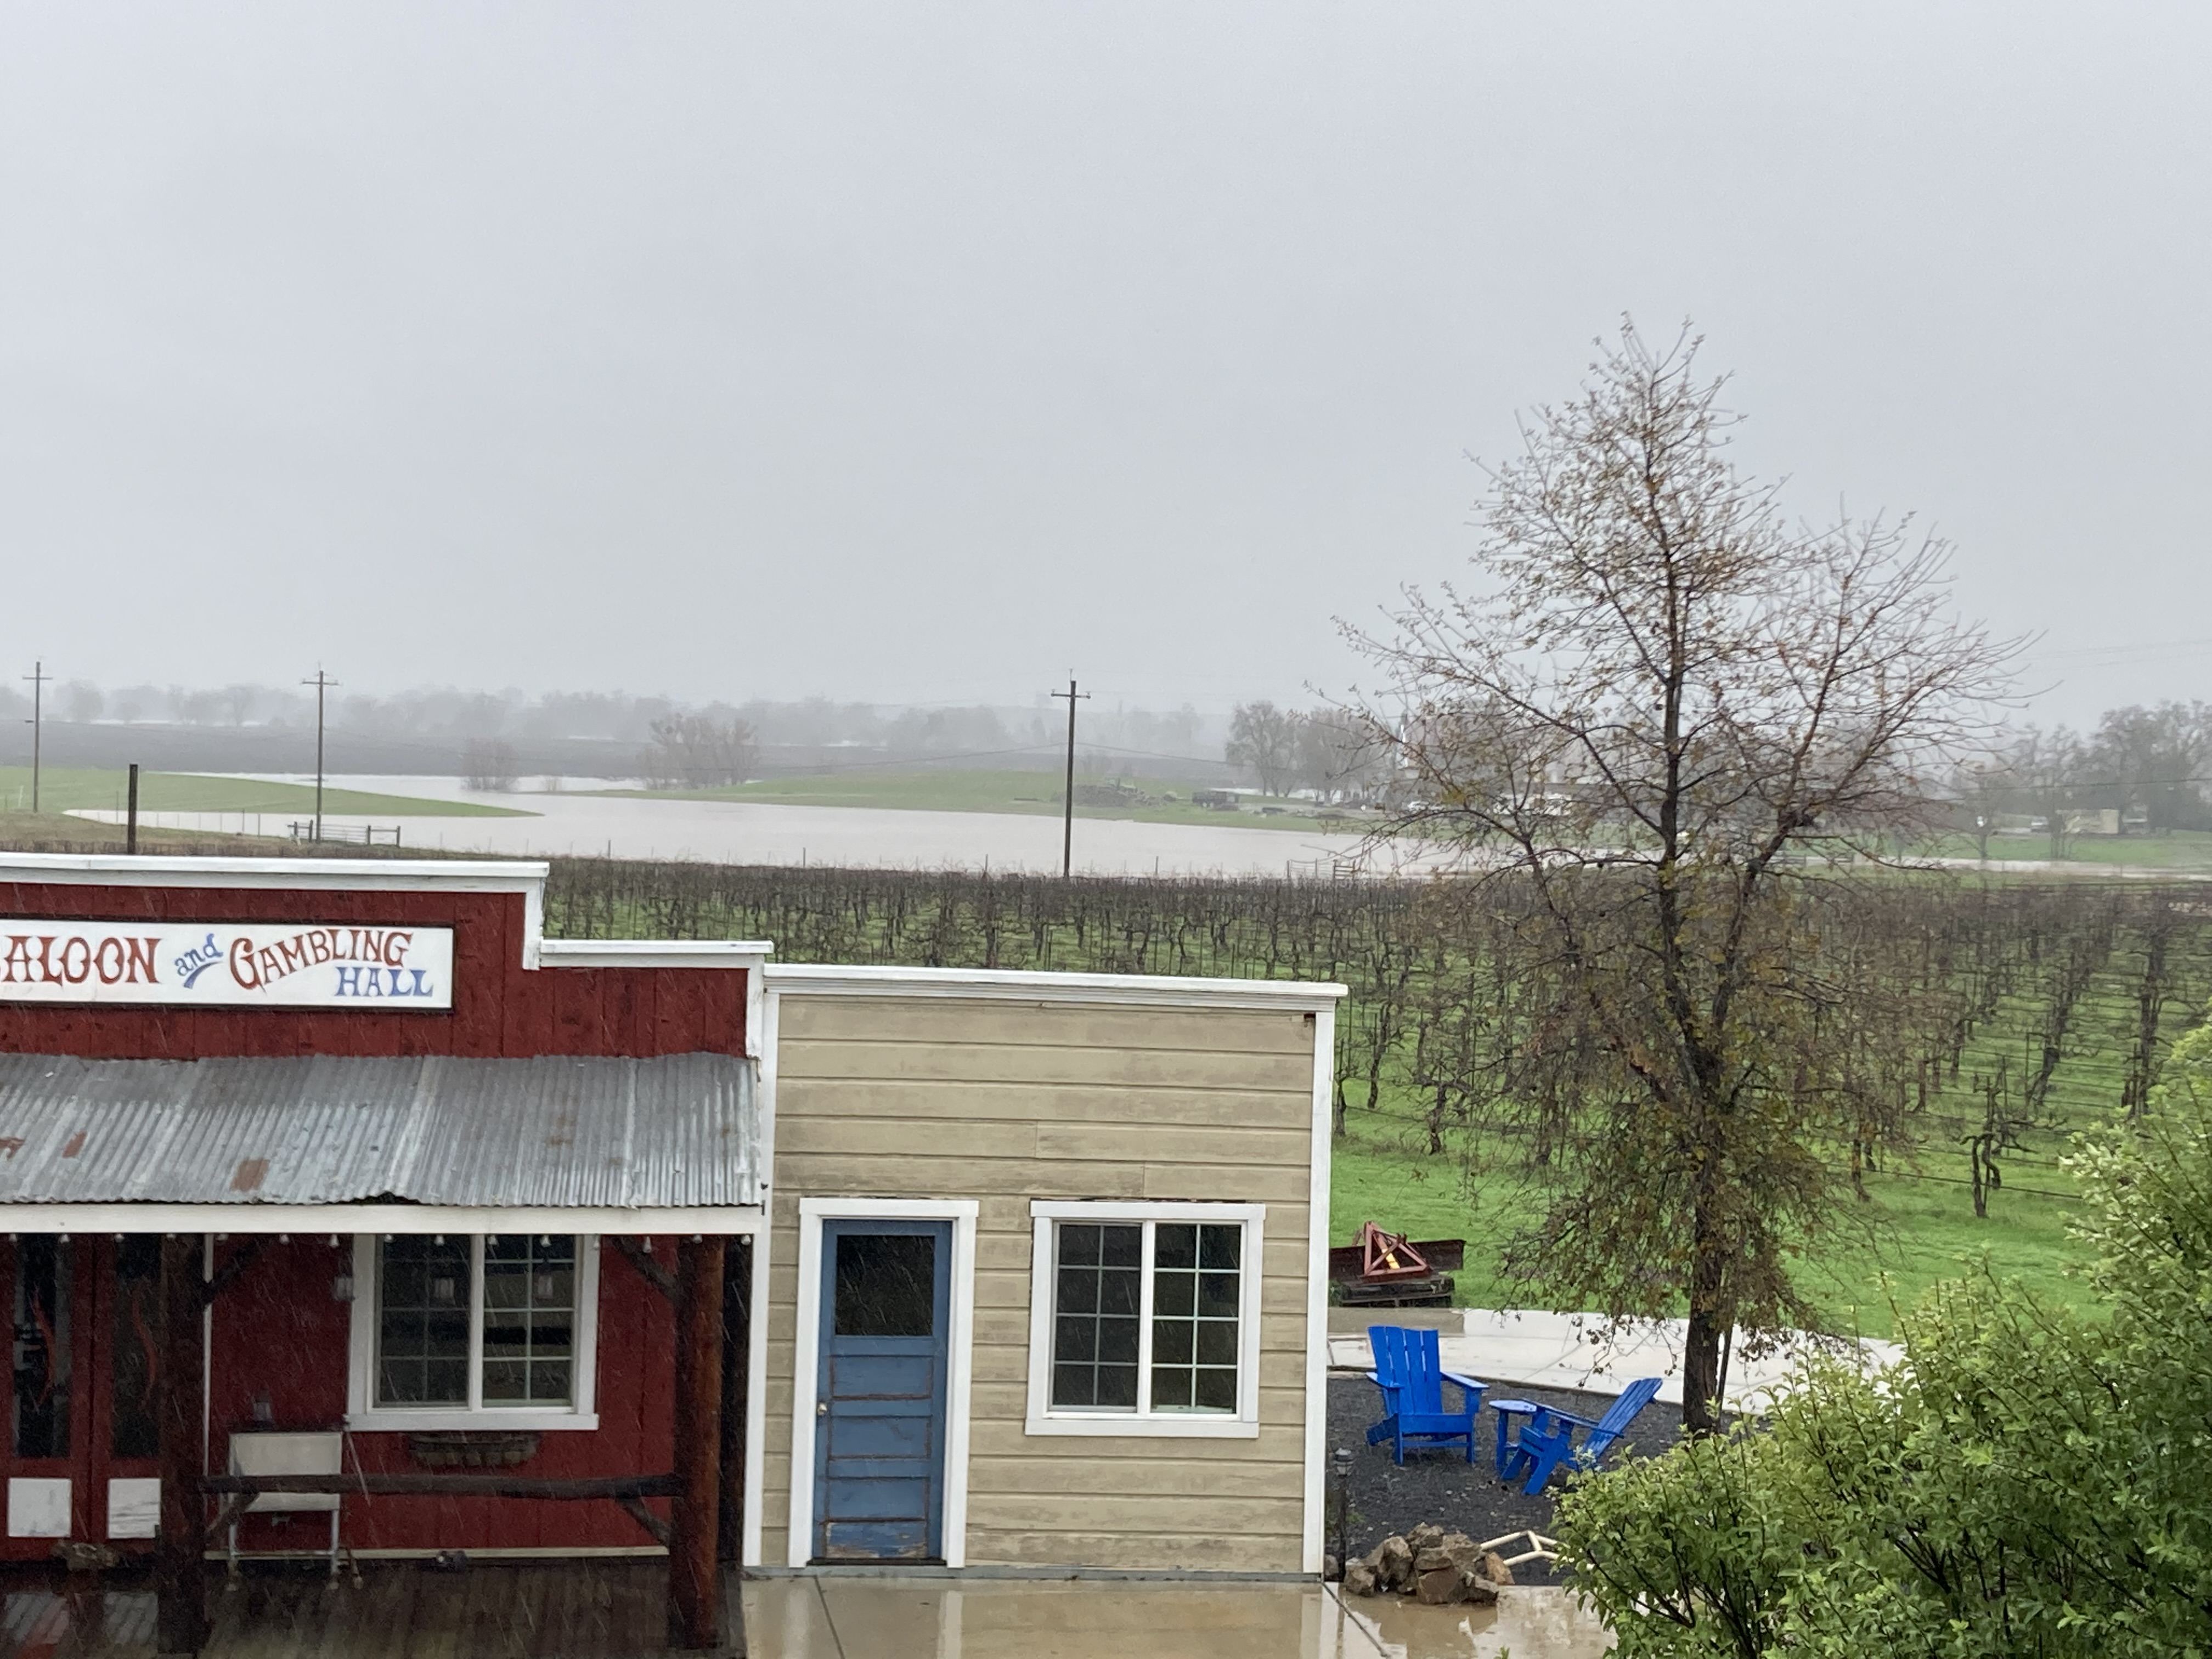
[77,775,1380,877]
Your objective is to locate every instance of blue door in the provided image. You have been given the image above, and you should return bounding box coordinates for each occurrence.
[812,1220,950,1562]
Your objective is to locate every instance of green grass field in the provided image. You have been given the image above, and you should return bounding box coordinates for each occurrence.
[1331,1131,2095,1340]
[593,768,1362,832]
[0,768,530,819]
[1916,829,2212,870]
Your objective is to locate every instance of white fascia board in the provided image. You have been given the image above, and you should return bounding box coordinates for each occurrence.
[1301,1003,1335,1576]
[0,853,554,968]
[0,853,549,890]
[537,939,774,970]
[0,1203,763,1235]
[763,962,1347,1012]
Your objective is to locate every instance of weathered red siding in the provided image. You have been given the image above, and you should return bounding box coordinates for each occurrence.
[212,1238,680,1556]
[0,884,747,1059]
[0,877,748,1556]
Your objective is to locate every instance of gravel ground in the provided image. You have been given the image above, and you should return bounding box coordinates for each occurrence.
[1323,1372,1684,1588]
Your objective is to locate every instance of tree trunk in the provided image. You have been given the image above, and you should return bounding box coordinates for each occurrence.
[1681,1199,1726,1437]
[1681,1301,1725,1437]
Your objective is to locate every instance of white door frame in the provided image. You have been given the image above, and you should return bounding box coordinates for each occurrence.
[787,1196,978,1570]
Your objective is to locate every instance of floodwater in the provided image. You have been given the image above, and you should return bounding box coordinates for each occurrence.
[79,774,1386,878]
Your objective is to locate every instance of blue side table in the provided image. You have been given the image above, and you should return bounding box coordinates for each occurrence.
[1488,1398,1543,1479]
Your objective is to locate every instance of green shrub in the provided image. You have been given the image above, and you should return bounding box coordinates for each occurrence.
[1554,1006,2212,1657]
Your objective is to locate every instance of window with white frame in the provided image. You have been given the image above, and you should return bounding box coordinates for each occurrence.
[1025,1202,1265,1437]
[347,1234,601,1430]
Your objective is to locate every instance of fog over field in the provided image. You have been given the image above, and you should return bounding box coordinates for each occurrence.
[0,3,2205,724]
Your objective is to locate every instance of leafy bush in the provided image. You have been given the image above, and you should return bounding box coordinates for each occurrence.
[1554,1006,2212,1657]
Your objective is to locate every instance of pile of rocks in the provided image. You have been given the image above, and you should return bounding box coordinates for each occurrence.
[1341,1523,1515,1606]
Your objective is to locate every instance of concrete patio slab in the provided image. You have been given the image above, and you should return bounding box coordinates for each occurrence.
[1328,1307,1898,1413]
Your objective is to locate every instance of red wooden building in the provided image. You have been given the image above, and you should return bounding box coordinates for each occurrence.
[0,853,767,1651]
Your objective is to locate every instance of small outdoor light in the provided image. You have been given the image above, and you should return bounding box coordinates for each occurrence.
[431,1276,459,1306]
[251,1391,274,1425]
[533,1272,558,1303]
[331,1271,356,1304]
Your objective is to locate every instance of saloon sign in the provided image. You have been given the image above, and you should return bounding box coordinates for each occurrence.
[0,921,454,1009]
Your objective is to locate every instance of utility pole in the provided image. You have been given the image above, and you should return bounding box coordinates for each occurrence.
[301,669,337,842]
[1050,678,1090,878]
[126,763,140,855]
[21,661,50,814]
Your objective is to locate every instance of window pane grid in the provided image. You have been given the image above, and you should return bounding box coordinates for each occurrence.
[373,1234,583,1412]
[1047,1216,1243,1421]
[482,1235,577,1406]
[1147,1223,1240,1414]
[1048,1223,1141,1409]
[375,1235,471,1408]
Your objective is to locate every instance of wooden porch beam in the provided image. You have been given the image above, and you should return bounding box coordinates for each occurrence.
[618,1496,675,1549]
[609,1234,679,1305]
[669,1235,727,1652]
[157,1233,207,1657]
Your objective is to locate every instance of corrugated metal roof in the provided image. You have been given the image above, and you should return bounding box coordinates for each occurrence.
[0,1053,759,1209]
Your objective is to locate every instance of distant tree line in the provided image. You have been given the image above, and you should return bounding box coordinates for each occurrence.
[1223,702,1389,801]
[1953,699,2212,855]
[0,679,1231,775]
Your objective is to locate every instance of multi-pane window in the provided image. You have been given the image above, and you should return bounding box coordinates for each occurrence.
[483,1235,577,1405]
[1051,1223,1141,1408]
[377,1235,472,1405]
[1034,1207,1259,1430]
[1147,1223,1242,1413]
[371,1235,586,1414]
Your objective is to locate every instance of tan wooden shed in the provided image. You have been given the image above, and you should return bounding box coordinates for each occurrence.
[744,963,1344,1579]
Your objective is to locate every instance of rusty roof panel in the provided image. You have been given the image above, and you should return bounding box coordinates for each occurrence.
[0,1053,759,1209]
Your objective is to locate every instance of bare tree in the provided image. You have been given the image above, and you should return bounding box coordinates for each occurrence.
[639,714,757,790]
[1343,323,2013,1432]
[2089,702,2212,833]
[2012,726,2087,860]
[1949,748,2023,860]
[461,737,520,792]
[1295,710,1386,804]
[1226,702,1302,796]
[59,681,103,724]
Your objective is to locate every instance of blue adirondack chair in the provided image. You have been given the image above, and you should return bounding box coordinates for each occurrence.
[1498,1375,1664,1494]
[1364,1325,1486,1466]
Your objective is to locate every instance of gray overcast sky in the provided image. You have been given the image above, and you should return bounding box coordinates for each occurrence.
[2,3,2205,721]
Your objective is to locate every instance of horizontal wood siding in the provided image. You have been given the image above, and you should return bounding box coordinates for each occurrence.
[764,995,1317,1572]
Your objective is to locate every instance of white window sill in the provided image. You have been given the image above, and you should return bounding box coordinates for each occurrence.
[1024,1413,1260,1440]
[343,1409,600,1434]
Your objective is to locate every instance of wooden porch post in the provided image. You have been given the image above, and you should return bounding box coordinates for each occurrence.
[717,1236,750,1566]
[156,1233,206,1657]
[669,1235,726,1651]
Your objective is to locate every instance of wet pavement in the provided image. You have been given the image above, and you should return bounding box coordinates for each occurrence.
[751,1576,1613,1658]
[0,1566,1613,1658]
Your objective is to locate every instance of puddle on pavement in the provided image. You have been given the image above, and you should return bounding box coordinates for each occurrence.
[1331,1585,1612,1658]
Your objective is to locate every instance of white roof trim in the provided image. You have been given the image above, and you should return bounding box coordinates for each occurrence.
[0,1203,762,1235]
[0,851,552,967]
[0,852,548,889]
[538,939,774,969]
[762,962,1346,1011]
